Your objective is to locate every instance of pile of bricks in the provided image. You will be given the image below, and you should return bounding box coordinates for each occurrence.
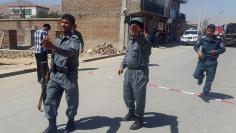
[87,43,121,55]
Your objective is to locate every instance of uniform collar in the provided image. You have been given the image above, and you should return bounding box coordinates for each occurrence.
[60,32,73,40]
[206,35,217,42]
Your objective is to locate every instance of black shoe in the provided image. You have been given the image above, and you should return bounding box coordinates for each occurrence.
[201,92,209,103]
[129,118,143,130]
[42,125,58,133]
[64,119,76,133]
[43,119,58,133]
[122,112,135,121]
[198,75,205,85]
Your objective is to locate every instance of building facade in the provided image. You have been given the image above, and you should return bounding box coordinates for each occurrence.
[62,0,187,49]
[8,2,49,19]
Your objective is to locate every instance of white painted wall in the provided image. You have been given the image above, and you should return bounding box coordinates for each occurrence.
[9,6,48,18]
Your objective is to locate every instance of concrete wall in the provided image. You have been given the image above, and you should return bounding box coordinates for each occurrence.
[0,18,61,49]
[0,49,34,58]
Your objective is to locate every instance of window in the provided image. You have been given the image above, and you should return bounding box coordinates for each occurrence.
[25,9,32,15]
[12,9,20,14]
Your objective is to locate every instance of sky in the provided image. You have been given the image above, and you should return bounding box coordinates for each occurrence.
[181,0,236,25]
[0,0,61,5]
[0,0,235,25]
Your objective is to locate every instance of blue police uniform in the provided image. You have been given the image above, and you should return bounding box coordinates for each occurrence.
[193,35,225,93]
[121,33,151,118]
[44,33,80,121]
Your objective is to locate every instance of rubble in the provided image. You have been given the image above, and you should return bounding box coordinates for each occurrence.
[87,43,121,55]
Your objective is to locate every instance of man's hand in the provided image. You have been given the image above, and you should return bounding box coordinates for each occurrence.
[198,51,204,60]
[80,48,84,53]
[130,24,142,37]
[118,67,124,76]
[211,49,217,55]
[42,39,56,50]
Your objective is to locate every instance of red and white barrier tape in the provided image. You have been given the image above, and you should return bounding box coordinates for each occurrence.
[86,71,236,106]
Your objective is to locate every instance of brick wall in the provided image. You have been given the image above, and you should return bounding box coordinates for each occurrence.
[0,18,61,49]
[62,0,122,49]
[63,0,121,14]
[129,0,141,14]
[75,13,121,49]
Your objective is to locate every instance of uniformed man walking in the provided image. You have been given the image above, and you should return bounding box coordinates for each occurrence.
[118,17,151,130]
[193,24,225,102]
[42,14,80,133]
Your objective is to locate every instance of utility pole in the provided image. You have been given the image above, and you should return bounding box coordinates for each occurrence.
[217,10,224,26]
[198,0,203,34]
[119,0,128,50]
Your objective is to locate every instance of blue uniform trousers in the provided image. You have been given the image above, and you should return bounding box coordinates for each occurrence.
[193,59,218,93]
[44,72,79,120]
[123,69,149,118]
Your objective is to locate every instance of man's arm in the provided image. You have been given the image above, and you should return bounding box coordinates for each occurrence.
[216,39,226,54]
[135,33,151,56]
[78,32,84,50]
[211,39,226,55]
[118,48,128,75]
[41,31,48,40]
[194,38,204,59]
[194,38,203,52]
[43,38,80,57]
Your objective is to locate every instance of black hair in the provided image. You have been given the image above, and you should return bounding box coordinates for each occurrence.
[207,24,216,31]
[62,14,75,25]
[43,23,51,30]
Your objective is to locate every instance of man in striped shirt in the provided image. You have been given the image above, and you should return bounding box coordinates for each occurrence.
[34,24,51,83]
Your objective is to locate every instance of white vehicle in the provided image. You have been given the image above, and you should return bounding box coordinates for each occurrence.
[180,28,201,45]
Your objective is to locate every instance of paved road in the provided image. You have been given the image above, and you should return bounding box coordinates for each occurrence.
[0,45,236,133]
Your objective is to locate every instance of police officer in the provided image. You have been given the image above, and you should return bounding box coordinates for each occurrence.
[193,24,225,102]
[42,14,80,133]
[118,17,151,130]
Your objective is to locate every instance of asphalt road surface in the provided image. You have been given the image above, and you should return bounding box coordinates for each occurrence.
[0,45,235,133]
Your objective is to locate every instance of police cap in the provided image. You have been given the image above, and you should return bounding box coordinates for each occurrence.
[128,17,144,29]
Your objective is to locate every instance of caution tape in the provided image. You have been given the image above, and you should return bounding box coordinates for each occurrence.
[86,71,236,106]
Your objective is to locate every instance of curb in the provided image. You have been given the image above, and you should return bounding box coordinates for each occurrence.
[0,54,124,78]
[0,68,36,78]
[82,53,124,62]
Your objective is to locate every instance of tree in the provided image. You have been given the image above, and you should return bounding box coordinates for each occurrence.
[36,11,61,18]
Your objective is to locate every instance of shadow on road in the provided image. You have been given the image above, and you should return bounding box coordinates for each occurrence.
[149,64,159,67]
[158,41,180,49]
[79,68,99,71]
[74,116,122,133]
[208,92,234,100]
[0,63,11,66]
[144,112,179,133]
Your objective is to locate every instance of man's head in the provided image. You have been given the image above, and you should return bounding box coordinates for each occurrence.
[61,14,75,34]
[43,24,51,31]
[128,17,144,36]
[206,24,216,37]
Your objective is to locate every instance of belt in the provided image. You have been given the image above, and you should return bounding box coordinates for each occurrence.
[127,66,147,70]
[206,58,217,61]
[53,65,68,74]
